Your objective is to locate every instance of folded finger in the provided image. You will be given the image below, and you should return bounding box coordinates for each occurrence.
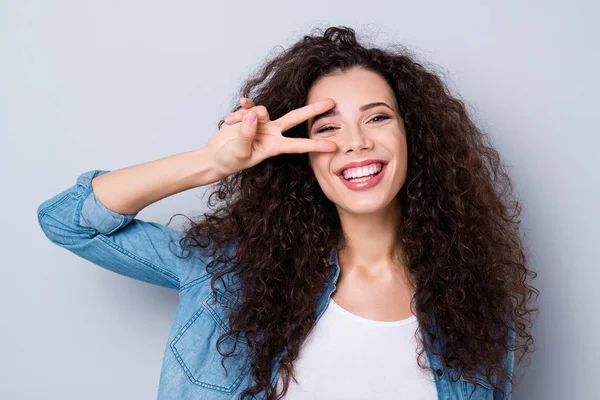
[225,104,269,125]
[224,98,255,124]
[240,97,255,108]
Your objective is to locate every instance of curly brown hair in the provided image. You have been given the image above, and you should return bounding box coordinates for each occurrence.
[172,25,539,400]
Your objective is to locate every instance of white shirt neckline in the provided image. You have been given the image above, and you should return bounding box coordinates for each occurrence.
[328,297,418,327]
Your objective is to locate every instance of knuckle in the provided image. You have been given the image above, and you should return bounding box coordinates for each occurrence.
[256,105,268,116]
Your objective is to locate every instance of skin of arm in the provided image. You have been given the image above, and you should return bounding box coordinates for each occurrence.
[90,146,222,215]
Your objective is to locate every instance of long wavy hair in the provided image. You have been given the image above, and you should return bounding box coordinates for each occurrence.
[172,25,539,400]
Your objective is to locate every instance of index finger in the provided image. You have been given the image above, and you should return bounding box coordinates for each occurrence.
[274,98,336,133]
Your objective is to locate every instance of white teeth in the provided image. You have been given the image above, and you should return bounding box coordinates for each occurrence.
[342,163,382,180]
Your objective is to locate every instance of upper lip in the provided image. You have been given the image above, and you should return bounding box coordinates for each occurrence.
[335,159,388,176]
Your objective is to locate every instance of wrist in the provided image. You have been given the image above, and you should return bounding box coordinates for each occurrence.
[188,146,225,187]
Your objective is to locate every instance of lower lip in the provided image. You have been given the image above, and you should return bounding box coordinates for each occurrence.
[337,163,388,191]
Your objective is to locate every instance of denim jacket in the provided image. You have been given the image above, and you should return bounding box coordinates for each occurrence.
[37,169,514,400]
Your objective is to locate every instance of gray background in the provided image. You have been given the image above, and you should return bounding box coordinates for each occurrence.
[2,1,598,399]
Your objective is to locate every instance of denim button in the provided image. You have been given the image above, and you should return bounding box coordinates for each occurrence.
[436,368,443,376]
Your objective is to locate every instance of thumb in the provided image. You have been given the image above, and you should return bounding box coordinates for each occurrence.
[237,111,257,157]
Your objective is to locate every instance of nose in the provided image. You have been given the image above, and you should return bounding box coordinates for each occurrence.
[339,124,374,154]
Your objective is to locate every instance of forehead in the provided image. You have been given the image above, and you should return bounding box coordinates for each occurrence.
[306,67,395,106]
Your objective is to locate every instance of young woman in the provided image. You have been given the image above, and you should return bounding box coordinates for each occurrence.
[37,26,538,400]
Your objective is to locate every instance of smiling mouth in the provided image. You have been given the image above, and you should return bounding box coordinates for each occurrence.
[343,168,383,182]
[341,162,384,181]
[336,162,388,191]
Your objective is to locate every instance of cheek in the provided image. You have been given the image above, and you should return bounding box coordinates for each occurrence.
[388,135,407,157]
[309,154,330,177]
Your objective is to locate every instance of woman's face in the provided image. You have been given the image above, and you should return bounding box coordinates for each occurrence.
[306,66,408,215]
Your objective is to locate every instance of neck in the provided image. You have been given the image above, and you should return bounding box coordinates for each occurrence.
[335,198,414,288]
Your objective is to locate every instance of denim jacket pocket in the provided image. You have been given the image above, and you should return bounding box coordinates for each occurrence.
[460,373,494,400]
[170,288,251,394]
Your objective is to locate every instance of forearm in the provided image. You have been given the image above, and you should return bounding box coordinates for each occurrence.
[90,146,222,215]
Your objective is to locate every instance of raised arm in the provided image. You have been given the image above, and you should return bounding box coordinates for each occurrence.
[36,147,223,290]
[37,97,338,290]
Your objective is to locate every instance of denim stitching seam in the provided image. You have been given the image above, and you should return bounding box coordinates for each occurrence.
[37,192,72,219]
[97,235,179,284]
[179,274,212,292]
[169,290,249,392]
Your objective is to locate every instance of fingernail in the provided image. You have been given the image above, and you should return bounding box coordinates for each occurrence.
[244,111,256,123]
[224,115,234,124]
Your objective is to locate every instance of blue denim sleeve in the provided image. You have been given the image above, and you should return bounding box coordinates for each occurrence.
[37,169,206,290]
[495,327,517,400]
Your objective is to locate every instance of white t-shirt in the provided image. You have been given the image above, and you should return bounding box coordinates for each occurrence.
[277,297,438,399]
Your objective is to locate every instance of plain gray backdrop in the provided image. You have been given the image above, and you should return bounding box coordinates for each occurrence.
[2,1,598,399]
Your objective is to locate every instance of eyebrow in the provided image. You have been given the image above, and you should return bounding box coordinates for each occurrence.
[308,101,395,129]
